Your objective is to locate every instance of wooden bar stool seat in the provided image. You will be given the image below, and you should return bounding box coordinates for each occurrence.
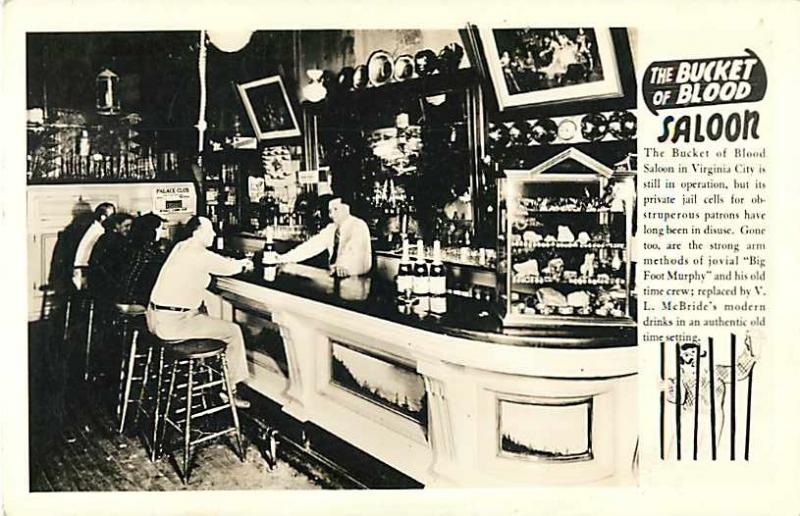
[169,339,230,359]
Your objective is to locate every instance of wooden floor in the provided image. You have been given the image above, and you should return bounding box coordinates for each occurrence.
[28,319,322,492]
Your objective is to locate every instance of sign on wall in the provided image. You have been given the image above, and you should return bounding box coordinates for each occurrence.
[152,184,194,216]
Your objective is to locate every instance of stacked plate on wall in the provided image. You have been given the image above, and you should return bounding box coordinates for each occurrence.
[335,42,465,91]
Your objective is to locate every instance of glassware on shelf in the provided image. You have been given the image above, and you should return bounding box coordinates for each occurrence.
[497,166,635,326]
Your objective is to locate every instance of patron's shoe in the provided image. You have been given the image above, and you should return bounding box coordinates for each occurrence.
[220,391,251,409]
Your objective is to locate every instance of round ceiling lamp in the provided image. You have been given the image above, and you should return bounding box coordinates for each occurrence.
[207,30,253,53]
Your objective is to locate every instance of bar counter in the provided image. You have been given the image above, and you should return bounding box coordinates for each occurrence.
[205,263,638,486]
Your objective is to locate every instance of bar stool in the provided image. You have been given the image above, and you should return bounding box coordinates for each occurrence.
[60,289,94,355]
[61,289,98,381]
[134,337,169,462]
[157,339,245,483]
[38,284,59,322]
[61,270,98,381]
[113,303,149,434]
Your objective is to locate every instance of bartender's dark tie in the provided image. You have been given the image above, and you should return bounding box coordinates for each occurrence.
[330,227,340,265]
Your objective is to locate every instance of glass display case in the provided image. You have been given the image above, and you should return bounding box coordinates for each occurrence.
[496,148,636,327]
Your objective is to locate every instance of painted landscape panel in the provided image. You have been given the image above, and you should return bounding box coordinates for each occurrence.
[331,342,427,426]
[499,399,592,460]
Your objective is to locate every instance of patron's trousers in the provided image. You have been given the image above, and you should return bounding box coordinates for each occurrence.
[146,307,249,385]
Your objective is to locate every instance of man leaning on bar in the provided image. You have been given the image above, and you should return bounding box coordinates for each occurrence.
[277,195,372,278]
[146,216,254,408]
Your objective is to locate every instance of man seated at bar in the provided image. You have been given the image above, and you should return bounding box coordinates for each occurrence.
[88,212,134,304]
[73,202,116,290]
[146,216,254,408]
[277,195,372,278]
[119,213,168,306]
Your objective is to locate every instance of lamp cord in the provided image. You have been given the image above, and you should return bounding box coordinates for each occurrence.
[197,30,208,162]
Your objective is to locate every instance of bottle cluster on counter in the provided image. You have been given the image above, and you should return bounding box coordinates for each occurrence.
[395,239,448,315]
[389,242,497,269]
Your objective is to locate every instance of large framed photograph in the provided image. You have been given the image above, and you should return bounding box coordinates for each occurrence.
[471,27,627,112]
[236,75,301,141]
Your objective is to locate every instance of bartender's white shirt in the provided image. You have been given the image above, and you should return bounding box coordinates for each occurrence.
[282,215,372,275]
[74,221,105,267]
[149,239,244,309]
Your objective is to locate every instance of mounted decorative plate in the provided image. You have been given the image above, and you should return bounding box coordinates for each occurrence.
[437,42,464,74]
[414,49,438,76]
[487,122,510,150]
[393,54,415,82]
[608,111,637,140]
[580,113,609,141]
[337,67,355,90]
[509,120,533,146]
[530,118,558,144]
[352,65,369,89]
[557,119,578,141]
[367,50,394,87]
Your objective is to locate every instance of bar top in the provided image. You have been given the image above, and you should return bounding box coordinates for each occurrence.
[214,263,636,350]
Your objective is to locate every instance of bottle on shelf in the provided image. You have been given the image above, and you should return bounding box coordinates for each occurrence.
[215,220,225,251]
[412,240,430,303]
[78,130,90,158]
[429,240,447,314]
[459,229,472,263]
[395,238,413,299]
[262,226,278,282]
[611,249,622,271]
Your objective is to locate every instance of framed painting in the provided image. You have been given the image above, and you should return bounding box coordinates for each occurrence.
[236,75,301,141]
[464,26,634,114]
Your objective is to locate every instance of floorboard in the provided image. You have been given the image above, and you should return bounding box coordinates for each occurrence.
[29,319,322,492]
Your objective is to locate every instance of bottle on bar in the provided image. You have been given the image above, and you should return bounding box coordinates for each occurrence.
[262,226,277,282]
[412,240,429,312]
[215,220,225,251]
[429,240,447,314]
[395,238,413,299]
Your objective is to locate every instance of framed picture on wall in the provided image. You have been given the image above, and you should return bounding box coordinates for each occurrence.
[236,75,301,141]
[465,26,633,113]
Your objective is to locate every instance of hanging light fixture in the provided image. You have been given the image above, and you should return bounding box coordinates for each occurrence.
[207,30,253,53]
[96,68,121,115]
[196,29,255,165]
[302,69,327,103]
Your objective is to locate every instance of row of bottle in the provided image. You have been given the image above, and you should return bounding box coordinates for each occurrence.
[396,239,447,314]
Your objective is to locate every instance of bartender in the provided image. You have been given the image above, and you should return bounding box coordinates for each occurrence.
[277,196,372,277]
[147,216,254,408]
